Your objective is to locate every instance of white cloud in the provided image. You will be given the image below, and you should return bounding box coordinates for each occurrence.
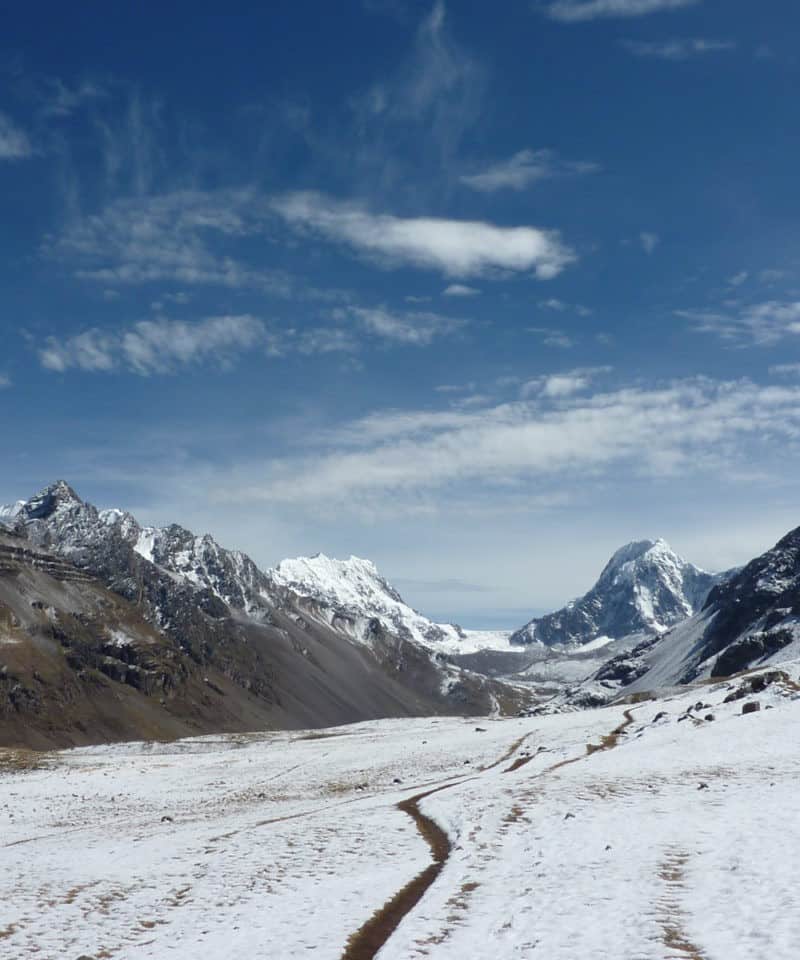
[681,300,800,345]
[539,298,593,316]
[271,191,575,279]
[728,271,749,287]
[544,0,699,22]
[346,306,465,344]
[443,284,479,297]
[521,366,611,399]
[460,148,598,192]
[623,37,735,60]
[217,377,800,510]
[40,316,266,375]
[0,374,11,389]
[640,231,660,254]
[540,298,567,311]
[0,113,33,160]
[528,326,575,349]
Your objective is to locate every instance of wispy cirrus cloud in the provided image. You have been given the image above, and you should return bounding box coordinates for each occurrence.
[542,0,699,22]
[0,374,12,389]
[39,315,269,375]
[681,300,800,345]
[460,148,599,193]
[0,112,33,159]
[343,306,466,345]
[271,191,575,279]
[216,377,800,511]
[37,301,464,375]
[43,189,342,299]
[39,78,107,118]
[622,37,736,60]
[46,189,276,286]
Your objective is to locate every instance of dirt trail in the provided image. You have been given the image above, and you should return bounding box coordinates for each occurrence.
[340,782,453,960]
[340,708,637,960]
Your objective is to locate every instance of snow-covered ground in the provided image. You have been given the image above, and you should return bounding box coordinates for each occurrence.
[2,664,799,959]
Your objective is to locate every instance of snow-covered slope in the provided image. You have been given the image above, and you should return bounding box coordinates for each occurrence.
[511,538,721,648]
[3,663,799,958]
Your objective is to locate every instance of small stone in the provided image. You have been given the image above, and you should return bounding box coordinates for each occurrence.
[704,714,715,722]
[564,812,575,820]
[742,701,761,715]
[698,782,709,790]
[160,815,174,823]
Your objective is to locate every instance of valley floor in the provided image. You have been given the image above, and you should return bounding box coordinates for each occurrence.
[2,665,800,959]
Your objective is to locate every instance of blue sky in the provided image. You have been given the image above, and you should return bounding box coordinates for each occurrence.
[2,0,800,627]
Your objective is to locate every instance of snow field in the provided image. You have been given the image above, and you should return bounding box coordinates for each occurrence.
[2,664,799,959]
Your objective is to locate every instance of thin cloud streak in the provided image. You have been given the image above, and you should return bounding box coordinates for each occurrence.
[543,0,699,22]
[622,37,736,60]
[461,148,599,192]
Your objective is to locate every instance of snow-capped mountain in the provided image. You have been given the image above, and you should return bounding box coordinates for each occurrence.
[269,553,470,650]
[586,524,800,701]
[511,538,720,648]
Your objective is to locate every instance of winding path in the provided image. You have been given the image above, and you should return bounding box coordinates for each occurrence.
[340,708,637,960]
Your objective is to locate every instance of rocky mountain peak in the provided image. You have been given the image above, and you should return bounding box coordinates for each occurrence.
[23,480,84,520]
[511,537,718,648]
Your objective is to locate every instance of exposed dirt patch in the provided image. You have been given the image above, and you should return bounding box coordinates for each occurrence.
[504,754,534,774]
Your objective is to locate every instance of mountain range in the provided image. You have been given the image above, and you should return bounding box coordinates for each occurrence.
[3,479,800,745]
[0,482,526,747]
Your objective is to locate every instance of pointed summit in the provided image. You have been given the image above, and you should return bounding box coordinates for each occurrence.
[511,538,718,648]
[23,480,84,520]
